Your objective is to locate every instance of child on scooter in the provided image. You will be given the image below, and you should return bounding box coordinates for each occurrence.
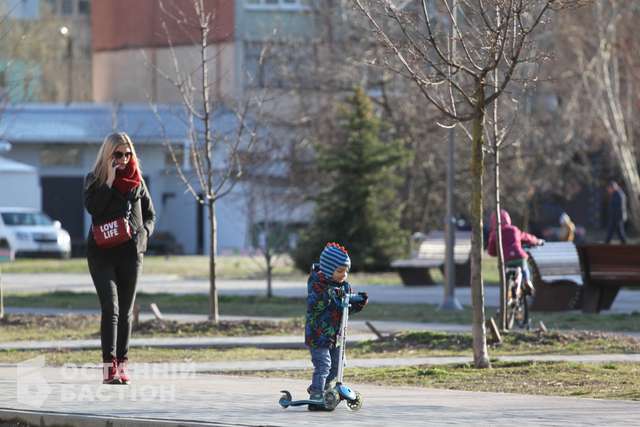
[305,242,368,410]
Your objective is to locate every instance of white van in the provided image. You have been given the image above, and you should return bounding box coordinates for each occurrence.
[0,207,71,258]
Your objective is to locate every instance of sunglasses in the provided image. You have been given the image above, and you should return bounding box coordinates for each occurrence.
[113,151,132,160]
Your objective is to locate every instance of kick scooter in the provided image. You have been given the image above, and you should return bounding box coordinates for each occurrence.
[279,289,365,411]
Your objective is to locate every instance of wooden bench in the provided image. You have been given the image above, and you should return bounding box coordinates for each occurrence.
[526,242,583,311]
[578,244,640,313]
[391,231,471,286]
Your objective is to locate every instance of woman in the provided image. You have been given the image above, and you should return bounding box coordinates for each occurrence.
[84,132,155,384]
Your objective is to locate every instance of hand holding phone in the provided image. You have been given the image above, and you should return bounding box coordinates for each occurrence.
[106,158,117,187]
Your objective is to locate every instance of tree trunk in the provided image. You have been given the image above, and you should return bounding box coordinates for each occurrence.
[493,145,507,331]
[0,267,4,320]
[208,199,219,323]
[612,139,640,232]
[470,83,491,368]
[266,250,273,298]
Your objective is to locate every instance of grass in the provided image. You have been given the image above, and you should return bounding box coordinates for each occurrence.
[0,347,310,365]
[1,347,637,400]
[0,255,302,280]
[0,254,401,284]
[1,327,639,400]
[5,291,640,332]
[0,254,503,285]
[0,314,304,343]
[353,330,640,357]
[1,314,638,358]
[247,361,640,401]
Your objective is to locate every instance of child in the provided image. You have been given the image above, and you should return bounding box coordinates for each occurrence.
[487,209,543,295]
[305,242,368,410]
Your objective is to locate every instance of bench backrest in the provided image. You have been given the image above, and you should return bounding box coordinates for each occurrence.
[415,231,472,262]
[578,244,640,287]
[526,242,582,284]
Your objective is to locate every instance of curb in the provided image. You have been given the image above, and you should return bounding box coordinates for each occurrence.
[0,334,377,352]
[0,408,267,427]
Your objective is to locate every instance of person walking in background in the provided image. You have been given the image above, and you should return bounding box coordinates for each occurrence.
[605,180,627,244]
[84,132,155,384]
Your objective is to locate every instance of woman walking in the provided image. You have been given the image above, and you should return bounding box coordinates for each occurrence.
[84,132,155,384]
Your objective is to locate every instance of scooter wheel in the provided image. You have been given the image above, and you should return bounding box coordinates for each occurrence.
[279,390,292,408]
[323,389,340,411]
[346,391,362,411]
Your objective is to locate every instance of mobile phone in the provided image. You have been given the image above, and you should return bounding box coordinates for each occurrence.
[112,160,116,167]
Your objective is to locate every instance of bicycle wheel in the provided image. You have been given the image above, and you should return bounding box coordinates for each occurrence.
[506,280,518,330]
[515,294,530,330]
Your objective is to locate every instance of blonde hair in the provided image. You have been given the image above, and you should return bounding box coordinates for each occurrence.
[91,132,142,186]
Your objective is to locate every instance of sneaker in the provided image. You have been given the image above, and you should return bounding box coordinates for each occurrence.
[307,391,325,411]
[117,358,130,385]
[523,281,535,296]
[102,359,121,384]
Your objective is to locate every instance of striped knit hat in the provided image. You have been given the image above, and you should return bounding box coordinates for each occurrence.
[319,242,351,279]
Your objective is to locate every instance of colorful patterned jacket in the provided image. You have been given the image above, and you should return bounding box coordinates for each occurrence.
[304,264,366,348]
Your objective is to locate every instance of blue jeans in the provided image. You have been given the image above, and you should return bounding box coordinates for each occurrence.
[506,259,531,284]
[309,346,340,394]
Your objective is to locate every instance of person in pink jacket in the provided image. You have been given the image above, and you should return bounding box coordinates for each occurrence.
[487,209,544,295]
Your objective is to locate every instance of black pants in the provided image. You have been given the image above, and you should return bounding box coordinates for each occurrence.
[87,241,142,362]
[605,220,627,244]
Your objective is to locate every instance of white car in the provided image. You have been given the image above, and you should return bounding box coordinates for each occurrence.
[0,207,71,259]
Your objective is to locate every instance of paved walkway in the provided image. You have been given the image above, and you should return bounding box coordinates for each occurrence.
[3,353,640,374]
[0,364,638,426]
[4,273,640,313]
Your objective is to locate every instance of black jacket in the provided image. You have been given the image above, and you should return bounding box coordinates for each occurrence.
[84,173,156,253]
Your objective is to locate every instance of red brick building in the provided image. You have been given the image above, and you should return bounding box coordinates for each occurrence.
[92,0,236,103]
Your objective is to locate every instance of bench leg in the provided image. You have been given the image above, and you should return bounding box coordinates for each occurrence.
[582,285,601,313]
[438,262,471,287]
[582,285,621,313]
[599,286,621,311]
[397,267,437,286]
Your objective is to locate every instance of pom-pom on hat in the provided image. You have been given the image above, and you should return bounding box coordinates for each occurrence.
[319,242,351,279]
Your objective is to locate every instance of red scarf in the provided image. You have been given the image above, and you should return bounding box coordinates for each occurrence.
[112,156,142,195]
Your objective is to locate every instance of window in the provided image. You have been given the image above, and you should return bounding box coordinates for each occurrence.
[244,41,317,89]
[1,212,54,226]
[61,0,73,15]
[40,148,81,166]
[78,0,90,15]
[44,0,57,14]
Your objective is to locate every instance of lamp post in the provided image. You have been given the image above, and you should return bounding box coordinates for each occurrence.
[439,0,463,311]
[59,26,73,104]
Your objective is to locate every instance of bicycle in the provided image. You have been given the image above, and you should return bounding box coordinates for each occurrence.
[505,266,530,330]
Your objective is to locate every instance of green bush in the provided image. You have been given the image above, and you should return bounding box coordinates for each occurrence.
[292,88,409,272]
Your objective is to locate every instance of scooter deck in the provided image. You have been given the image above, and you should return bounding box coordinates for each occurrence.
[280,398,324,407]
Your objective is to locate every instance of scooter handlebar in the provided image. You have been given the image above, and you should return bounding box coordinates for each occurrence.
[348,293,366,304]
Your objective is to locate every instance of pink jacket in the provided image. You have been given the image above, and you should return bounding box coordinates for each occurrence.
[487,210,540,261]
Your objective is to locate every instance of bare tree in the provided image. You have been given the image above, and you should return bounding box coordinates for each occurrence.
[352,0,577,367]
[568,0,640,231]
[241,135,309,298]
[150,0,264,322]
